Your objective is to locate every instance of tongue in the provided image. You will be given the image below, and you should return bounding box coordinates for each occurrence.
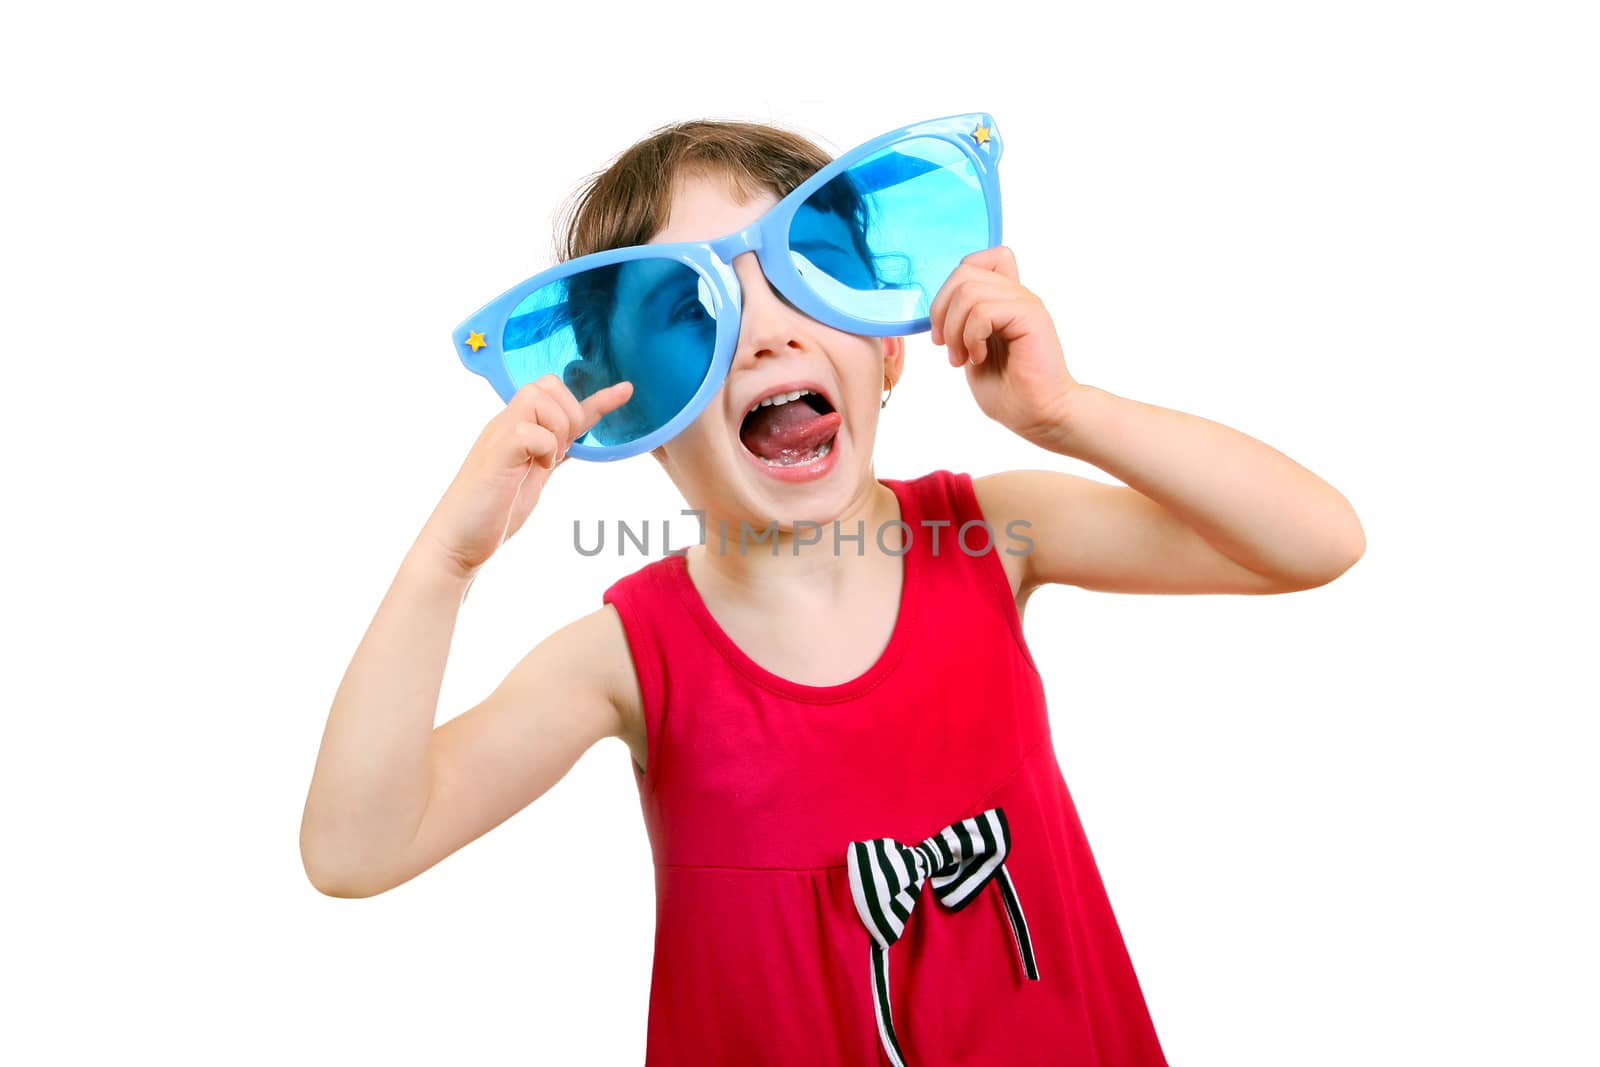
[740,401,842,462]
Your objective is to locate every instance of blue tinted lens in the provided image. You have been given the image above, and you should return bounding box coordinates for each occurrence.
[501,258,718,447]
[788,136,990,326]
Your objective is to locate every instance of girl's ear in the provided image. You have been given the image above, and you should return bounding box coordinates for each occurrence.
[881,336,906,387]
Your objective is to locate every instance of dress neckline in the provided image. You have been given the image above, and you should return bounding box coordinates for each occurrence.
[666,477,921,704]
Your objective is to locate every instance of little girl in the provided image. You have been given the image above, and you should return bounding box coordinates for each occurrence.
[301,114,1365,1066]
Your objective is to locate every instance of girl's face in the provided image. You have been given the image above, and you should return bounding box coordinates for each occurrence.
[640,169,904,528]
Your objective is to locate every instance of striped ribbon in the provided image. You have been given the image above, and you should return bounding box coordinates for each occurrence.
[845,806,1040,1067]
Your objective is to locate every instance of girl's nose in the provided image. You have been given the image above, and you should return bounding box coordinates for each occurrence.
[731,252,807,361]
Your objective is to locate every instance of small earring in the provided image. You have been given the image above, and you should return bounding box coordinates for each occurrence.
[881,382,894,409]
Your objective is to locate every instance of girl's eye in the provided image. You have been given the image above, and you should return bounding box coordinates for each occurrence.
[670,297,708,324]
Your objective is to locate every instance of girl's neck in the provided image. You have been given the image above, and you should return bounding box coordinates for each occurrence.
[684,477,906,597]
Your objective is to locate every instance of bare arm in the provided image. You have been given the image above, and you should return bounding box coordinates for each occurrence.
[974,385,1366,599]
[300,373,637,898]
[299,554,638,897]
[924,246,1363,599]
[398,603,638,897]
[298,541,474,897]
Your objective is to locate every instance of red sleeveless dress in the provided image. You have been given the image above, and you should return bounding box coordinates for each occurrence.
[602,469,1170,1066]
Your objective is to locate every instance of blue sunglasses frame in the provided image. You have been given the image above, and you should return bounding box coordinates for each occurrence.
[451,111,1004,461]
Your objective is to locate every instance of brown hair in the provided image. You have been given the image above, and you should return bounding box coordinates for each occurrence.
[552,119,835,262]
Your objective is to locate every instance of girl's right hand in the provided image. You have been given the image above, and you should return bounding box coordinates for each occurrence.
[420,374,634,578]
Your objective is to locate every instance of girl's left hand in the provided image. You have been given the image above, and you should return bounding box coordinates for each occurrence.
[928,246,1080,443]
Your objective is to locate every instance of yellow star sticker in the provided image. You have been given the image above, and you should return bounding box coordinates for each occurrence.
[465,330,487,353]
[971,124,991,146]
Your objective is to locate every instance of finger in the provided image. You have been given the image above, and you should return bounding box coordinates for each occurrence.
[536,375,588,451]
[512,419,561,469]
[962,301,994,366]
[962,299,1027,367]
[940,281,1015,364]
[943,283,1012,368]
[930,264,1016,345]
[512,377,556,416]
[527,388,573,453]
[960,245,1020,283]
[929,278,954,346]
[489,383,538,440]
[577,379,635,433]
[929,263,986,345]
[943,289,971,367]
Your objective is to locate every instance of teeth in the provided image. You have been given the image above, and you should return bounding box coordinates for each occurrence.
[760,437,833,467]
[748,388,817,416]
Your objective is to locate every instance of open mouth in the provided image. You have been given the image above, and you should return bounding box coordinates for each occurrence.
[738,387,841,467]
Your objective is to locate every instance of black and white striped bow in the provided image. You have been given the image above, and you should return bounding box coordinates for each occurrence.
[845,806,1040,1067]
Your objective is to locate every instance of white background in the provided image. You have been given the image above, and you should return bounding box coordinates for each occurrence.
[3,1,1595,1063]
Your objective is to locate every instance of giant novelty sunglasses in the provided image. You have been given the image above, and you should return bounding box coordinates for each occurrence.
[452,112,1004,461]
